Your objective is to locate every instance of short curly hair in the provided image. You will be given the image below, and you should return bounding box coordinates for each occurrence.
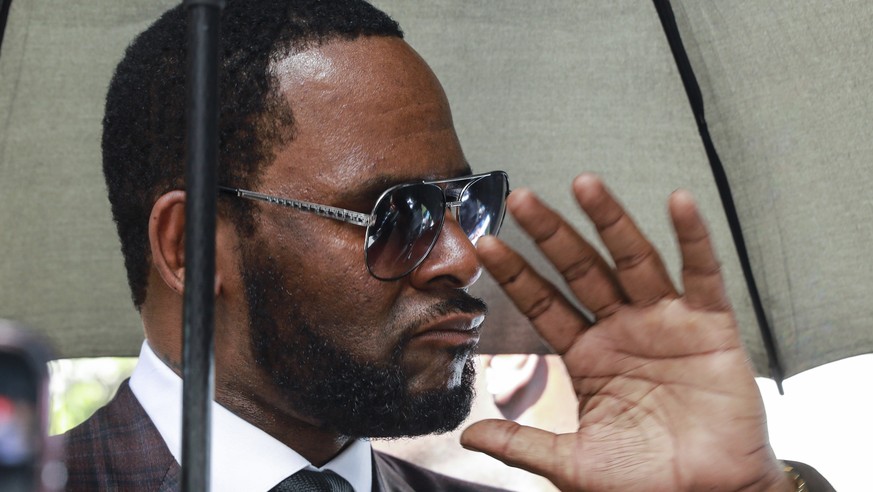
[102,0,403,309]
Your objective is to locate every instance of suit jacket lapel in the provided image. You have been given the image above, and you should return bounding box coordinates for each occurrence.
[158,460,182,491]
[63,380,180,491]
[372,451,415,492]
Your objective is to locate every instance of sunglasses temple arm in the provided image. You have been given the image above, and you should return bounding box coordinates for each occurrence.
[218,187,374,227]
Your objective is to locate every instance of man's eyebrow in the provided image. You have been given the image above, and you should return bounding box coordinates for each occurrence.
[336,166,473,207]
[335,175,403,207]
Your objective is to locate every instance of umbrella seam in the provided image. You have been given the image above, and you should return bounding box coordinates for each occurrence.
[650,0,785,392]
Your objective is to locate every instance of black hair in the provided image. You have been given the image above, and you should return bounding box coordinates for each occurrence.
[102,0,403,309]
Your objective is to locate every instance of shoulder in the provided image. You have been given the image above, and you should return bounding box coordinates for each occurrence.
[62,380,179,491]
[374,450,508,492]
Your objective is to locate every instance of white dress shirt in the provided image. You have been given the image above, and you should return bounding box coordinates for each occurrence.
[129,341,373,491]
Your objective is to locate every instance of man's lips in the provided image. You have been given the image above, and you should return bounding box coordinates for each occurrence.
[410,312,485,348]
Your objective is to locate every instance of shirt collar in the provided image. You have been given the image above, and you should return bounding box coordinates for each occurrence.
[129,341,373,491]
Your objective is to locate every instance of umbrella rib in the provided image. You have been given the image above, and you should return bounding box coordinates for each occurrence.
[651,0,785,393]
[0,0,13,55]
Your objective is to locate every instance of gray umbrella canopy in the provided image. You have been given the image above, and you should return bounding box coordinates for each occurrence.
[1,0,871,381]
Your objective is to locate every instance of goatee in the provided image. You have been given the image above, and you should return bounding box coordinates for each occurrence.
[241,244,483,438]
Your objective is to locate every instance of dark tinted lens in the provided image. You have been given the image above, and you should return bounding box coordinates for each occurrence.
[365,184,445,279]
[457,172,508,243]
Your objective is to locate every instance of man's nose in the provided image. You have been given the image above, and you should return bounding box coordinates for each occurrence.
[407,213,482,289]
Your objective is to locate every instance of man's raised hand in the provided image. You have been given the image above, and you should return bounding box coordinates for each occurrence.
[461,175,791,492]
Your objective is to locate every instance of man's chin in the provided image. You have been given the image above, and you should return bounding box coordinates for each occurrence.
[355,376,477,439]
[402,345,478,392]
[329,340,479,439]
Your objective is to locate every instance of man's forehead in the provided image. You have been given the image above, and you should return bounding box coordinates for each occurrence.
[270,36,434,98]
[271,45,338,92]
[261,36,468,200]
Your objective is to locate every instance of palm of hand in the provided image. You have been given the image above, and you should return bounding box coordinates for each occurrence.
[563,303,767,491]
[461,175,787,492]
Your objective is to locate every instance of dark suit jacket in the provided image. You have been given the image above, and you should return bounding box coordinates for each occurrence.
[63,381,834,491]
[62,381,506,491]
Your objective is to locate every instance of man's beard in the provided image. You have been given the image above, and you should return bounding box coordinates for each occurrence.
[240,245,483,438]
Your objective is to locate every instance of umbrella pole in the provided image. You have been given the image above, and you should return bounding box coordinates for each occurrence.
[181,1,225,491]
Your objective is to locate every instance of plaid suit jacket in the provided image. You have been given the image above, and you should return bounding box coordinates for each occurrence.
[62,380,505,491]
[60,380,835,491]
[63,381,179,491]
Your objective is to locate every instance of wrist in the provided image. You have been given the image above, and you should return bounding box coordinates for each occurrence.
[780,463,808,492]
[747,459,798,492]
[759,462,806,492]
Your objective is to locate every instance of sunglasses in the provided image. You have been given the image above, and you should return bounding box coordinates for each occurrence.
[219,170,510,280]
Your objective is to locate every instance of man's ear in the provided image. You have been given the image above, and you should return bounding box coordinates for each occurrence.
[149,191,228,298]
[148,191,188,295]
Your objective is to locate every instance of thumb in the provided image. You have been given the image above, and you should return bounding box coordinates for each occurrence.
[460,419,562,481]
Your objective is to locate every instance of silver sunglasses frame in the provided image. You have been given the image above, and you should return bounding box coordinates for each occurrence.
[218,170,510,279]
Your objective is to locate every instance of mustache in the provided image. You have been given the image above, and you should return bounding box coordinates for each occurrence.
[428,291,488,319]
[396,291,488,340]
[387,291,487,363]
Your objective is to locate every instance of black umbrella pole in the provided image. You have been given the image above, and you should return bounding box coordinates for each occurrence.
[182,1,224,491]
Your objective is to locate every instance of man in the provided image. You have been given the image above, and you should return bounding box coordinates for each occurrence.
[63,0,831,490]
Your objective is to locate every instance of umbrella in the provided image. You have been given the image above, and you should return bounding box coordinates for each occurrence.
[1,0,871,411]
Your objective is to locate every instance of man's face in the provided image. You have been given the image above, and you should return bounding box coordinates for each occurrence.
[231,37,486,438]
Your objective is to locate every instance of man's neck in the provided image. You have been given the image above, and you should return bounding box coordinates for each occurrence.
[213,384,356,467]
[130,341,374,490]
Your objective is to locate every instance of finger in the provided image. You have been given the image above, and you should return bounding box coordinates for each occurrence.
[460,419,565,484]
[573,174,677,305]
[477,235,588,355]
[507,188,625,318]
[669,190,731,312]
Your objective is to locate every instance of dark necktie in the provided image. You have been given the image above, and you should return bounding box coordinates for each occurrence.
[269,469,355,492]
